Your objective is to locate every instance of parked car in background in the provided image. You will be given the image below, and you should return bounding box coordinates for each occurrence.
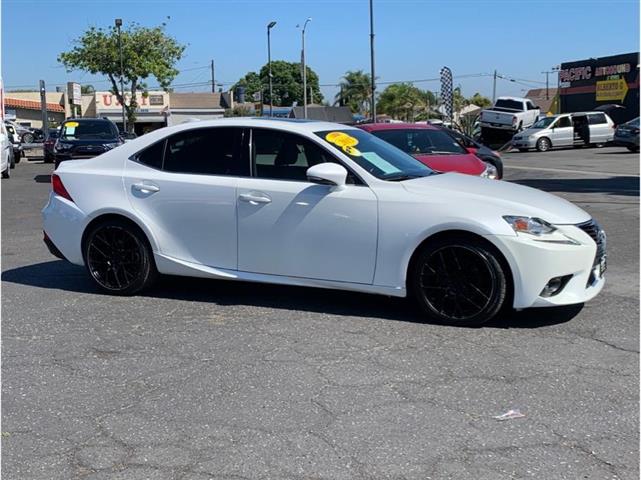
[43,118,606,326]
[479,97,540,142]
[5,120,34,143]
[53,118,123,168]
[513,112,615,152]
[1,122,12,178]
[439,127,504,179]
[358,123,499,179]
[43,128,60,163]
[613,117,639,152]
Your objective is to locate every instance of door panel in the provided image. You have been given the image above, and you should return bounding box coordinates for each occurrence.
[551,127,573,146]
[124,127,246,269]
[237,179,378,283]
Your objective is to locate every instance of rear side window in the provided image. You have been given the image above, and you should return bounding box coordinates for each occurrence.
[164,127,247,176]
[588,113,607,125]
[135,140,165,170]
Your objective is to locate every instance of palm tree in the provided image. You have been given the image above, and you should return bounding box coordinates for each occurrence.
[334,70,371,114]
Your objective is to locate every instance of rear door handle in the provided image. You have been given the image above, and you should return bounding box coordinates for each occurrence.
[239,192,271,205]
[132,182,160,194]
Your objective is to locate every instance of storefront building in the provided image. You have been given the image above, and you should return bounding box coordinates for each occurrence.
[559,52,639,123]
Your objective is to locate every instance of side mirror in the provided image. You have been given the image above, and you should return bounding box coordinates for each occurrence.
[306,163,347,187]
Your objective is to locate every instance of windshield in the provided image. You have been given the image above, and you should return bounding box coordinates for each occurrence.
[532,117,557,129]
[61,120,117,140]
[371,128,466,155]
[494,99,523,111]
[315,129,433,180]
[626,117,640,127]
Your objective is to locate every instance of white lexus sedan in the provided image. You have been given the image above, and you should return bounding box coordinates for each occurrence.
[42,118,606,326]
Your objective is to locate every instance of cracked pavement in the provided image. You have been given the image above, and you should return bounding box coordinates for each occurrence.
[2,147,638,479]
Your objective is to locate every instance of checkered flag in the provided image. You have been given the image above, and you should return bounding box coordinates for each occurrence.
[440,66,453,123]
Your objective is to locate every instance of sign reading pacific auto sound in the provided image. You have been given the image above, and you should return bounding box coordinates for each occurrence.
[95,91,168,112]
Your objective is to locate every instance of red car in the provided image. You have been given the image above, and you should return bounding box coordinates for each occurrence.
[358,123,498,179]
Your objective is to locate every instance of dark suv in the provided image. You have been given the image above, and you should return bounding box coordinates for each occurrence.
[54,118,123,168]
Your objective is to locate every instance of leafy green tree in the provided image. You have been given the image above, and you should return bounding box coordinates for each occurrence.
[232,61,323,107]
[334,70,372,114]
[80,84,95,94]
[59,22,185,132]
[378,83,432,121]
[468,92,492,108]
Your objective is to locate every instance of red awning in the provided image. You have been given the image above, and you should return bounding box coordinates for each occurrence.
[4,97,65,113]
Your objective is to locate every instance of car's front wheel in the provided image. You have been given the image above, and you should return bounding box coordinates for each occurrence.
[410,236,507,326]
[2,167,9,179]
[84,219,157,295]
[536,137,551,152]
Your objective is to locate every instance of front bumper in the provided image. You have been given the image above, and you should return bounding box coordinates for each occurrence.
[486,223,606,309]
[512,136,538,148]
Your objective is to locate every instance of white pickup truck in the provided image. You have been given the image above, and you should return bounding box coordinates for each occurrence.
[479,97,540,141]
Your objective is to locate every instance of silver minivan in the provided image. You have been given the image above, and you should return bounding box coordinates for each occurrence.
[513,112,615,152]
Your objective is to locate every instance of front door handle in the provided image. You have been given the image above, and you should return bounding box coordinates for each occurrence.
[239,192,271,205]
[132,182,160,194]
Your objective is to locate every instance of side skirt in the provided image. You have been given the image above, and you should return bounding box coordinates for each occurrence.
[154,253,407,298]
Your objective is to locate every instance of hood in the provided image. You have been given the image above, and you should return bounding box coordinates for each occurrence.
[413,153,485,176]
[402,173,590,224]
[58,138,119,146]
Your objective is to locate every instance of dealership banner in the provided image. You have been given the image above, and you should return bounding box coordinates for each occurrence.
[559,52,639,122]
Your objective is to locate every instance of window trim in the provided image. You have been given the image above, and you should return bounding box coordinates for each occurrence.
[248,127,368,186]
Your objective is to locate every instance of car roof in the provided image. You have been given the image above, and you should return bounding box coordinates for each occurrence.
[62,117,115,123]
[358,122,438,132]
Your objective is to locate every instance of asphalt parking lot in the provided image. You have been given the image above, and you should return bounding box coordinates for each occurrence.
[2,146,639,479]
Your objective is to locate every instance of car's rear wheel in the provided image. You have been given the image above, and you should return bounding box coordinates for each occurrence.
[410,236,507,326]
[627,146,639,152]
[84,219,157,295]
[2,167,9,179]
[536,137,551,152]
[518,148,528,152]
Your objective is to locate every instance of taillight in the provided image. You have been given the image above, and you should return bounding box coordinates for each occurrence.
[51,174,74,202]
[512,117,517,125]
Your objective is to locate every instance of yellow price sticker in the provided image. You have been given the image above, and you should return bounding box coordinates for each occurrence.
[325,131,359,148]
[65,121,79,128]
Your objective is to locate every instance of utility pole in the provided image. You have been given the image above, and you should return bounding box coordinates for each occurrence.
[552,65,561,113]
[369,0,376,122]
[115,18,126,133]
[267,21,277,117]
[298,18,312,118]
[211,59,216,93]
[39,80,48,139]
[492,69,497,103]
[541,70,553,100]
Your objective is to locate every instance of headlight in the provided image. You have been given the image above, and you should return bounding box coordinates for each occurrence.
[480,162,499,180]
[54,142,73,151]
[503,216,579,244]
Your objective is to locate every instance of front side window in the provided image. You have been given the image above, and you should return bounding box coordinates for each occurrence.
[164,127,247,176]
[556,116,572,128]
[532,117,556,129]
[253,129,351,182]
[316,129,433,181]
[61,120,118,140]
[371,128,466,156]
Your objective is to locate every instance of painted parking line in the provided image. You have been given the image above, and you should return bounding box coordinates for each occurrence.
[505,164,640,178]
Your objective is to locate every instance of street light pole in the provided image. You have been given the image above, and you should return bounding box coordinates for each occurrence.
[267,21,277,117]
[298,18,312,118]
[369,0,376,122]
[115,18,126,133]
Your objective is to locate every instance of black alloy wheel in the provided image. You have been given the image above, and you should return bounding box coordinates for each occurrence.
[536,137,551,152]
[22,132,34,144]
[411,237,507,326]
[84,219,157,295]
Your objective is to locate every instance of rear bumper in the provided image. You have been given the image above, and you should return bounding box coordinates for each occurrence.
[42,193,87,265]
[480,123,517,131]
[43,231,67,260]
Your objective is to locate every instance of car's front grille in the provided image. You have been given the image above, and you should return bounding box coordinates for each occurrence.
[577,219,606,285]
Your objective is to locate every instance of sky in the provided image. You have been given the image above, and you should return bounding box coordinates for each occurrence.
[2,0,639,104]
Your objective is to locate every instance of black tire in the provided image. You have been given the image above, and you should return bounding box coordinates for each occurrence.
[22,132,34,144]
[9,151,15,169]
[536,137,551,152]
[627,146,639,152]
[409,236,507,326]
[83,218,158,295]
[43,153,54,164]
[2,168,9,179]
[518,148,528,152]
[14,151,21,163]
